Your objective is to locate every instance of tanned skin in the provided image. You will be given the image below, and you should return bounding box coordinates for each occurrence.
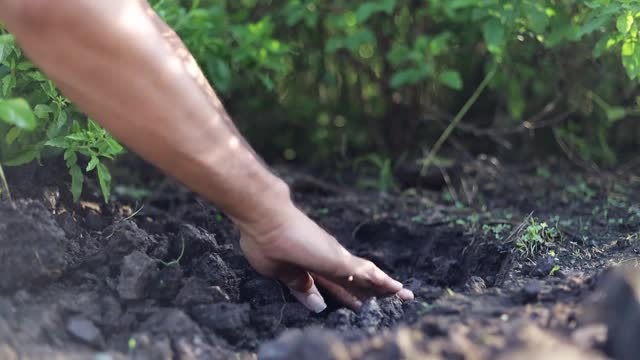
[0,0,413,312]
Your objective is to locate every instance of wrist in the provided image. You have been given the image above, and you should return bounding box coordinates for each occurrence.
[230,176,296,233]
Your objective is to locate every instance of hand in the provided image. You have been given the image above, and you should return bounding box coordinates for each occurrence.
[236,201,414,313]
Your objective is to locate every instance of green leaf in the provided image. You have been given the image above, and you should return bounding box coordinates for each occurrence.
[69,164,84,202]
[4,149,38,166]
[617,12,634,34]
[0,98,37,130]
[438,70,463,90]
[606,106,626,122]
[621,38,640,79]
[2,75,16,97]
[86,156,99,172]
[34,104,53,119]
[483,19,505,57]
[97,162,112,203]
[577,13,613,38]
[355,0,396,23]
[0,34,15,45]
[45,137,69,148]
[390,66,431,88]
[5,126,20,145]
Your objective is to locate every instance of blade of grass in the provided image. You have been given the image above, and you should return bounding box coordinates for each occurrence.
[0,163,11,202]
[420,66,497,175]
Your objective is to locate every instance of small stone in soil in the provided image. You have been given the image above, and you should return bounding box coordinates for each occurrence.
[117,251,158,300]
[66,316,104,348]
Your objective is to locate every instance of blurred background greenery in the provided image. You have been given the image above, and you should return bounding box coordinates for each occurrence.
[2,0,640,200]
[153,0,640,168]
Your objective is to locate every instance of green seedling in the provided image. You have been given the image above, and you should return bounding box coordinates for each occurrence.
[160,237,186,267]
[516,218,562,259]
[354,154,395,193]
[418,302,432,315]
[482,223,512,240]
[549,265,561,276]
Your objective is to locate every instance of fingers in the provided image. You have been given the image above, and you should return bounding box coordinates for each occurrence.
[331,256,414,300]
[315,275,363,311]
[278,266,327,313]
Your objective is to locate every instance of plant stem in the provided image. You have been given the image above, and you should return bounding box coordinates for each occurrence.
[420,66,497,175]
[0,163,11,202]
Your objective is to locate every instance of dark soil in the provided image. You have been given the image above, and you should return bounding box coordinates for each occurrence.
[1,157,640,359]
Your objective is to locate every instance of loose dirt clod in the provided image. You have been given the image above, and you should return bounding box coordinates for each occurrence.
[0,200,70,293]
[117,251,158,300]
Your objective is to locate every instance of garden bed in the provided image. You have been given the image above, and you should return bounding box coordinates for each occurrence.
[0,157,639,359]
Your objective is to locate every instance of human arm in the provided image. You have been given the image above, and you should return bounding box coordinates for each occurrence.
[0,0,413,311]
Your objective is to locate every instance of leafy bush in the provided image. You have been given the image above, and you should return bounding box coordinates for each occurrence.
[0,0,287,202]
[2,0,640,202]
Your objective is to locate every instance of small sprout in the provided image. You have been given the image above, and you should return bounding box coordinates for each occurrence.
[418,302,432,315]
[215,213,223,222]
[549,265,561,276]
[128,338,137,350]
[446,288,456,296]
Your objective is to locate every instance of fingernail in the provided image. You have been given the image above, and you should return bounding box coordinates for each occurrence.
[290,284,327,313]
[398,288,415,301]
[306,293,327,313]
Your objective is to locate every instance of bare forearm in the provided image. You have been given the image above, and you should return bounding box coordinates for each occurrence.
[1,0,288,224]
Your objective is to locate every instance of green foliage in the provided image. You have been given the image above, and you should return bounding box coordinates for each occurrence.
[3,0,640,202]
[355,154,395,192]
[0,28,125,202]
[0,0,286,202]
[516,218,562,258]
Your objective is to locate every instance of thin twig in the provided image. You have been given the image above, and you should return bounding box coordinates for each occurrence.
[420,66,497,175]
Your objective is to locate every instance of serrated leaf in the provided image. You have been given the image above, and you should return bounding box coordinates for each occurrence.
[34,104,53,119]
[69,164,84,201]
[2,74,16,96]
[0,98,36,130]
[45,137,69,148]
[86,156,99,172]
[97,162,112,203]
[438,70,463,90]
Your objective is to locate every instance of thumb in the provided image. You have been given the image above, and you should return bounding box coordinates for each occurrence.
[279,266,327,313]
